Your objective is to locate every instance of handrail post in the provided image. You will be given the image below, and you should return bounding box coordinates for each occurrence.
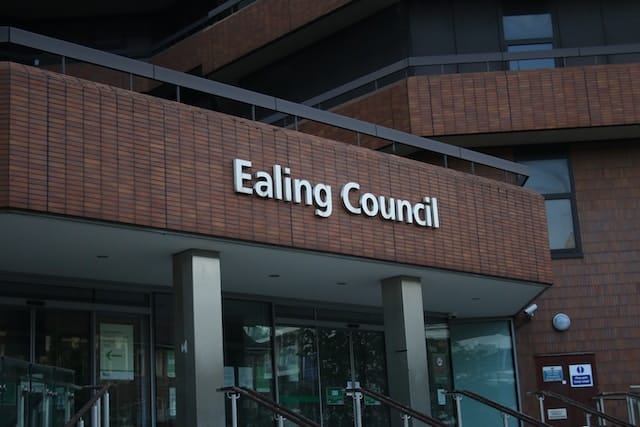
[43,388,51,427]
[596,396,606,426]
[92,397,100,427]
[502,412,510,427]
[353,390,363,427]
[626,395,636,426]
[536,394,546,422]
[453,394,464,427]
[226,392,240,427]
[103,391,110,427]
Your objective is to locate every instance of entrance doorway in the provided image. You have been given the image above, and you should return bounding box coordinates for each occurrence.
[535,353,599,427]
[0,295,151,427]
[275,324,390,426]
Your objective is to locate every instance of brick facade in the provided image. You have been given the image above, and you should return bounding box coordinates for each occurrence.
[150,0,353,75]
[517,140,640,415]
[317,64,640,139]
[316,60,640,419]
[1,62,552,285]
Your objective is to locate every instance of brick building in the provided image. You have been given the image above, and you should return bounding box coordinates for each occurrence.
[0,1,638,426]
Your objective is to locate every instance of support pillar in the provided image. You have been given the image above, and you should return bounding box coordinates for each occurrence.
[382,276,431,427]
[173,250,225,426]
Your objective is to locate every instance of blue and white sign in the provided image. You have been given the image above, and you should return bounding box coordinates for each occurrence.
[542,365,564,382]
[569,364,594,387]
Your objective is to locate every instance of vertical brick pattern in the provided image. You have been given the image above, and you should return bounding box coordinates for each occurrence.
[0,63,8,206]
[516,140,640,416]
[2,62,552,285]
[407,64,640,136]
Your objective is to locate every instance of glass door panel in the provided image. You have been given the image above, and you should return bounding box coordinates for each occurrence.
[352,330,390,427]
[318,329,352,427]
[450,321,518,427]
[274,321,390,427]
[35,309,91,415]
[0,306,30,427]
[0,306,30,360]
[223,299,274,427]
[275,325,320,423]
[96,312,150,427]
[426,323,456,426]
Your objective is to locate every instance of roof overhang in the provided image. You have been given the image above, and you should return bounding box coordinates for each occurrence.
[0,211,549,318]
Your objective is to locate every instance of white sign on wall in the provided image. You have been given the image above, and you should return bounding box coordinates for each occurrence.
[569,364,594,387]
[547,408,568,420]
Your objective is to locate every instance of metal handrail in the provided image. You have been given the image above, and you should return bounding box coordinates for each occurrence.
[63,383,111,427]
[346,387,449,427]
[594,392,640,425]
[533,390,635,427]
[0,26,529,181]
[217,386,321,427]
[594,392,640,400]
[450,389,553,427]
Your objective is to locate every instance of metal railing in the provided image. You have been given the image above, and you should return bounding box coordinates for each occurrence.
[262,43,640,117]
[63,384,111,427]
[218,386,321,427]
[531,390,634,427]
[346,386,449,427]
[0,26,529,184]
[0,356,77,427]
[594,392,640,426]
[450,389,553,427]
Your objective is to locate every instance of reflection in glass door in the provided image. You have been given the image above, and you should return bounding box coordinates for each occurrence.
[426,323,456,426]
[318,329,352,427]
[275,326,320,422]
[36,309,91,425]
[275,325,390,427]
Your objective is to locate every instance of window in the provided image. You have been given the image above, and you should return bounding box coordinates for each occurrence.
[520,157,581,257]
[502,12,555,70]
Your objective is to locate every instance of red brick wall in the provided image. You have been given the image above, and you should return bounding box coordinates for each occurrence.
[151,0,353,75]
[0,64,7,206]
[408,64,640,136]
[325,64,640,139]
[1,62,552,285]
[516,140,640,415]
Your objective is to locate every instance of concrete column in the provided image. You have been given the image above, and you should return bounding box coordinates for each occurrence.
[381,276,431,427]
[173,250,225,426]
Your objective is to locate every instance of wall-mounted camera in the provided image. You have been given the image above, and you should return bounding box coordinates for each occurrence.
[523,304,538,318]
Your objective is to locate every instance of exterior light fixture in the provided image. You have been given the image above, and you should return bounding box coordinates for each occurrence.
[552,313,571,331]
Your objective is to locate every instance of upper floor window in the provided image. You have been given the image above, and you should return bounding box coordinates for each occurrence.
[502,12,555,70]
[520,157,581,257]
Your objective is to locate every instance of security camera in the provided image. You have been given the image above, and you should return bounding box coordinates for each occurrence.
[524,304,538,317]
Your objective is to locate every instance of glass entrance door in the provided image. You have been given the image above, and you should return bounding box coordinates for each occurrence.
[96,312,150,427]
[275,325,390,427]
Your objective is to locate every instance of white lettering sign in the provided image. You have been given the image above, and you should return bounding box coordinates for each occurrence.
[233,159,440,227]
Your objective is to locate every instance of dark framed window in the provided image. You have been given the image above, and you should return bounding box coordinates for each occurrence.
[519,156,582,257]
[502,8,555,70]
